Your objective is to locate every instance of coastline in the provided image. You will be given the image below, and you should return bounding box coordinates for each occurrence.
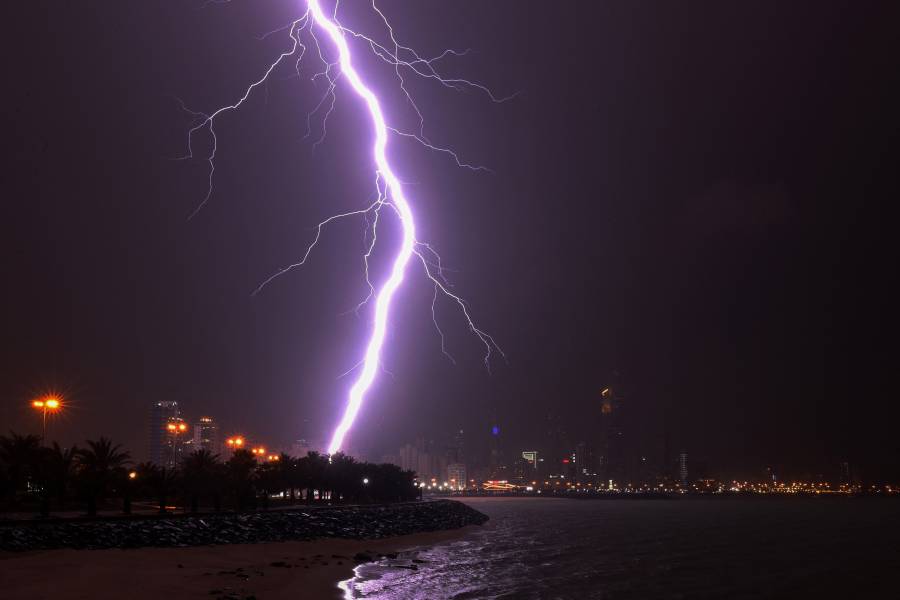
[0,525,480,600]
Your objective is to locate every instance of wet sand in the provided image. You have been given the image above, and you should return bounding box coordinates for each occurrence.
[0,526,479,599]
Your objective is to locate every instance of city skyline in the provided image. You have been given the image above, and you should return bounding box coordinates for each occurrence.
[3,1,898,482]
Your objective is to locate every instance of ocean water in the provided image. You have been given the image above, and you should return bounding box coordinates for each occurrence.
[341,496,900,599]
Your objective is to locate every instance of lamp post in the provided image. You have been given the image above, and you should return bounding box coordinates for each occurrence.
[123,471,137,515]
[31,396,61,444]
[166,419,188,470]
[226,436,246,454]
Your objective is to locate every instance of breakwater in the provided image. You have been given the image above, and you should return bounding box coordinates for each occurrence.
[0,500,487,552]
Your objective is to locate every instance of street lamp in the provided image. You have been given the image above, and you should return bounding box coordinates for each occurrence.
[166,418,188,470]
[31,396,62,444]
[226,436,245,451]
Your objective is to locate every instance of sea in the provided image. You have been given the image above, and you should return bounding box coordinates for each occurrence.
[340,496,900,599]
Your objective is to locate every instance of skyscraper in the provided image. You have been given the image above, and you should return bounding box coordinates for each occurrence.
[575,442,597,485]
[489,424,505,479]
[163,416,189,470]
[679,450,689,487]
[452,428,466,464]
[148,401,180,465]
[291,438,313,458]
[447,463,467,490]
[193,416,221,456]
[598,381,627,485]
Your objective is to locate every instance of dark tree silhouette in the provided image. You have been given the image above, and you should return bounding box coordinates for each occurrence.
[273,453,297,500]
[181,449,222,513]
[45,442,78,511]
[329,452,361,502]
[225,449,257,511]
[299,451,329,504]
[0,431,422,514]
[0,432,41,505]
[136,462,179,514]
[76,437,131,516]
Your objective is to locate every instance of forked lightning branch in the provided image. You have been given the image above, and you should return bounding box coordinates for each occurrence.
[179,1,507,454]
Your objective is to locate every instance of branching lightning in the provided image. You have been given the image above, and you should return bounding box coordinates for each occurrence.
[180,0,507,455]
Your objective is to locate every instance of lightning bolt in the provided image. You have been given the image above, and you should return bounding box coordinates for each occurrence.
[179,1,507,455]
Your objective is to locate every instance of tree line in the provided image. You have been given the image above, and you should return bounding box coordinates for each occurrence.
[0,432,419,517]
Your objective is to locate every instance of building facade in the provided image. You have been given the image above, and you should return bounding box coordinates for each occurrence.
[148,401,180,466]
[679,450,689,486]
[193,416,221,456]
[447,463,467,490]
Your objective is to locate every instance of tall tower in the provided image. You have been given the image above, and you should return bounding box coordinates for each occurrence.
[598,378,626,485]
[193,416,221,456]
[148,401,180,465]
[489,423,503,478]
[452,428,466,464]
[679,450,689,487]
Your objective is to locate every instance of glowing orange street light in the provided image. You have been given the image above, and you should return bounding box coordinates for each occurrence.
[31,395,62,444]
[128,471,137,480]
[165,418,188,470]
[226,436,246,450]
[251,446,267,456]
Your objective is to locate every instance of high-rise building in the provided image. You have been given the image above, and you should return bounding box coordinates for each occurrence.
[447,463,467,490]
[399,442,419,474]
[679,450,689,486]
[193,416,221,456]
[164,417,189,470]
[417,452,432,482]
[397,439,446,482]
[598,377,628,485]
[575,442,597,484]
[513,451,538,485]
[839,461,851,486]
[291,438,313,458]
[488,424,506,479]
[148,401,180,466]
[452,429,466,464]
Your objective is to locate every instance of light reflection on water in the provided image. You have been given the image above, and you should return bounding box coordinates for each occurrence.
[340,496,900,599]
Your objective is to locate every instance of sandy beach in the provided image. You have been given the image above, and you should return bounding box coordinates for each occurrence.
[0,525,478,599]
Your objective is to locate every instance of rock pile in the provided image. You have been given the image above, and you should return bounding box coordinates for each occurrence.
[0,500,487,552]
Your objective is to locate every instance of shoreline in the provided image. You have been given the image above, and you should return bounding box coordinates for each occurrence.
[0,525,480,600]
[0,499,487,552]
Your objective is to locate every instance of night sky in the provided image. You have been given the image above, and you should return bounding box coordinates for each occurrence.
[3,1,897,479]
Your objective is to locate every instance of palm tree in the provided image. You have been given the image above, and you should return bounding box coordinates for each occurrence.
[181,449,221,513]
[255,460,278,510]
[300,451,329,504]
[329,452,361,503]
[225,449,257,510]
[369,463,417,503]
[136,462,179,514]
[44,442,77,511]
[76,437,131,516]
[274,453,297,502]
[0,432,42,506]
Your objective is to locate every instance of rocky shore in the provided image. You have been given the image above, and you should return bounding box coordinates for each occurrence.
[0,500,488,552]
